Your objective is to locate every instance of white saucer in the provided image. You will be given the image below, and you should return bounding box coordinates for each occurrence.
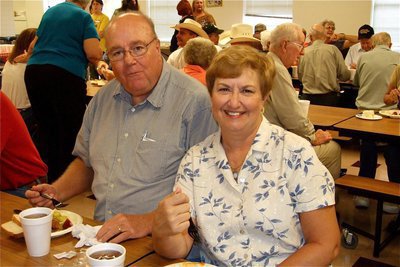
[355,114,383,121]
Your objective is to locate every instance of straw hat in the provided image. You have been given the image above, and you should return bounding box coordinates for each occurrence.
[172,18,209,39]
[228,23,260,44]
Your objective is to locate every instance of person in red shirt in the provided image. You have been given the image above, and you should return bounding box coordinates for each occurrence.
[1,92,48,197]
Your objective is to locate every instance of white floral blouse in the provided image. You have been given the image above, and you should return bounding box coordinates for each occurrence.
[176,117,335,266]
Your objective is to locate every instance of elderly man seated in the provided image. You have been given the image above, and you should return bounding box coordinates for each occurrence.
[299,23,350,106]
[264,23,342,179]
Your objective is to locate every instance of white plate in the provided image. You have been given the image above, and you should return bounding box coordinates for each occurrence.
[379,110,400,119]
[355,114,383,121]
[164,263,216,267]
[51,210,82,238]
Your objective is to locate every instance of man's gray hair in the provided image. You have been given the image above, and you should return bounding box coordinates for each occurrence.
[269,23,303,51]
[371,32,391,47]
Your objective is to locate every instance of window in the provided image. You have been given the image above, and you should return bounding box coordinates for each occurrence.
[244,0,293,30]
[147,0,180,42]
[371,0,400,52]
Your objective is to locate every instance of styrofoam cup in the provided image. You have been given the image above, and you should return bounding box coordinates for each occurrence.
[299,99,311,117]
[86,243,126,267]
[19,207,53,257]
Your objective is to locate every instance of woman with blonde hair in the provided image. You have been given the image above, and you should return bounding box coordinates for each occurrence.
[153,45,340,266]
[192,0,216,26]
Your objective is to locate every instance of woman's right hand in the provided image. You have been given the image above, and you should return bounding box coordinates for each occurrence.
[153,187,191,237]
[25,184,58,208]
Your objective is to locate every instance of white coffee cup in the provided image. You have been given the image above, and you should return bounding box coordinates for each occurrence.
[299,99,311,117]
[86,243,126,267]
[19,207,53,257]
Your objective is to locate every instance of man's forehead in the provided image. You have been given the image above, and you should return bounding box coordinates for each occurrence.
[179,28,196,35]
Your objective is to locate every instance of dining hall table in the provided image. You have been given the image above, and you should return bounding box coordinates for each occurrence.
[0,192,183,266]
[308,104,360,129]
[333,115,400,143]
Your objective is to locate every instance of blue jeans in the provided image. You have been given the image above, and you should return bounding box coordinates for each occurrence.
[3,185,30,198]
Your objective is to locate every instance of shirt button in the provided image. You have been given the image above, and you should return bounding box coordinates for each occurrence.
[110,183,114,188]
[240,229,245,235]
[244,254,248,259]
[130,107,135,112]
[124,133,129,138]
[117,158,121,162]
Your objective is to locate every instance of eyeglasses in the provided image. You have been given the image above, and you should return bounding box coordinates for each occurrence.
[325,26,335,30]
[288,41,304,51]
[107,38,157,62]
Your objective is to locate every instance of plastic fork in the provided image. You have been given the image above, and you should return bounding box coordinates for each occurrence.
[40,193,68,208]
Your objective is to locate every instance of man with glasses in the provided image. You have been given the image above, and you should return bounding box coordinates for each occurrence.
[26,12,217,243]
[299,23,351,107]
[264,23,341,179]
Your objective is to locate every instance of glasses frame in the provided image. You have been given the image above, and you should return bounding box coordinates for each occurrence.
[107,37,157,62]
[288,41,304,51]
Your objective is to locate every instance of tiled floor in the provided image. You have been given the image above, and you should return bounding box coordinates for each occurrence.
[66,140,400,267]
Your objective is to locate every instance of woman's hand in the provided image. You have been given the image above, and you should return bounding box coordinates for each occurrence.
[153,187,191,238]
[152,187,193,259]
[25,184,58,208]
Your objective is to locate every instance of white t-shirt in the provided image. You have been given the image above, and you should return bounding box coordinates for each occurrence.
[2,61,31,109]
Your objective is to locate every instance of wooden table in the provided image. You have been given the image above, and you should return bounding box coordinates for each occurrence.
[0,192,182,266]
[308,104,359,129]
[334,116,400,142]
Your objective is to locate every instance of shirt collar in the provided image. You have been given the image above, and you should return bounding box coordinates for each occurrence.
[111,58,169,108]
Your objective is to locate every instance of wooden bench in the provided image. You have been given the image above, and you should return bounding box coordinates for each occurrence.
[335,175,400,257]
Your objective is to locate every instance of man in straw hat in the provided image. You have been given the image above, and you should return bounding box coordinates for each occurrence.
[167,18,209,69]
[227,23,262,51]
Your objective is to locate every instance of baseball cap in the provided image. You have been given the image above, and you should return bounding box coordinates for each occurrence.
[203,23,224,35]
[358,24,374,40]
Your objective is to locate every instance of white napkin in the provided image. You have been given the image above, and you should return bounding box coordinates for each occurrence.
[72,224,102,248]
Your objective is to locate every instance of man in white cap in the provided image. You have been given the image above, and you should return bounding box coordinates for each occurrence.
[167,18,209,69]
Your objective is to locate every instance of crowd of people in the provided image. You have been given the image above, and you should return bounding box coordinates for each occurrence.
[1,0,399,265]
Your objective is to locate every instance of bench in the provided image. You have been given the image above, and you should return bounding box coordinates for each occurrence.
[335,174,400,257]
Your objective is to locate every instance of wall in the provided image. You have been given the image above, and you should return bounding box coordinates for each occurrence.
[2,0,371,37]
[293,0,371,36]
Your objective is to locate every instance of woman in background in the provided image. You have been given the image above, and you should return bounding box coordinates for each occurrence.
[113,0,139,17]
[90,0,109,53]
[170,0,193,53]
[182,37,217,86]
[24,0,102,183]
[153,46,340,266]
[89,0,109,79]
[2,28,37,134]
[192,0,215,27]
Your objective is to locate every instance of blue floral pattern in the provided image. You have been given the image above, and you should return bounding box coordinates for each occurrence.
[176,118,335,266]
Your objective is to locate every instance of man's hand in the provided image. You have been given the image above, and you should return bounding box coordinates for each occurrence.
[311,129,332,146]
[153,187,191,238]
[96,212,154,243]
[25,184,58,208]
